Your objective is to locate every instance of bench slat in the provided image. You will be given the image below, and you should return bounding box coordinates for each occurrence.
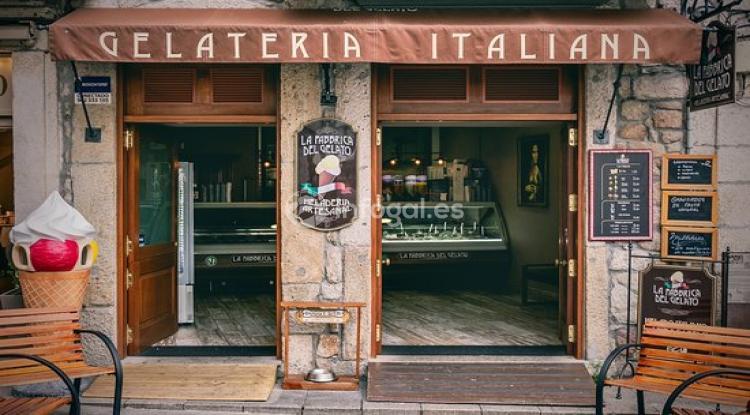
[642,337,750,357]
[606,377,750,408]
[640,347,750,370]
[0,334,80,348]
[0,365,114,387]
[636,366,750,391]
[643,327,750,347]
[0,352,85,370]
[0,312,79,327]
[0,397,70,415]
[0,323,80,337]
[647,321,750,338]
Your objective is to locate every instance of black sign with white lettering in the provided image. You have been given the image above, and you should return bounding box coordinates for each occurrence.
[296,119,357,231]
[664,191,716,226]
[690,25,735,111]
[662,227,717,260]
[639,265,716,335]
[665,156,715,188]
[589,150,652,241]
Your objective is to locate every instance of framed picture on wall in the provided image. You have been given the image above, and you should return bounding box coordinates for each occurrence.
[517,135,549,207]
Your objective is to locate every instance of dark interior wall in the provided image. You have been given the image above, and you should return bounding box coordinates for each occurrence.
[394,125,561,293]
[144,125,276,202]
[0,129,12,211]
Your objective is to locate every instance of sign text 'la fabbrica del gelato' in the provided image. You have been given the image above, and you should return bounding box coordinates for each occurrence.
[296,119,357,231]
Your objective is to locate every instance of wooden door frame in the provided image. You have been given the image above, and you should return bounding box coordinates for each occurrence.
[369,63,586,358]
[116,65,282,358]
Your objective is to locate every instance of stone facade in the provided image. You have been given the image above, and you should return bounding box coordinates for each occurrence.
[6,0,750,370]
[279,63,371,375]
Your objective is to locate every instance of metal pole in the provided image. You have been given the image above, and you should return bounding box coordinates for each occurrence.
[625,241,633,356]
[721,247,730,327]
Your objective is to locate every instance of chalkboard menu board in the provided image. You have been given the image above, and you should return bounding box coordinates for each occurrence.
[638,265,716,336]
[661,226,718,261]
[662,191,718,227]
[662,154,717,190]
[589,150,652,241]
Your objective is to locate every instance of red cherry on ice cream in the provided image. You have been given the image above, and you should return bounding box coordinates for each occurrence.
[29,239,79,272]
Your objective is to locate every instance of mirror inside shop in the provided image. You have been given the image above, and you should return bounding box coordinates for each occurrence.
[380,124,566,350]
[147,125,277,350]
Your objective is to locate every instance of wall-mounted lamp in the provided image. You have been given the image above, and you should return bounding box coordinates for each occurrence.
[320,63,338,106]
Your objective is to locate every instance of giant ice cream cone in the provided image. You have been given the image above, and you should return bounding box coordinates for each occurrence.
[315,155,341,187]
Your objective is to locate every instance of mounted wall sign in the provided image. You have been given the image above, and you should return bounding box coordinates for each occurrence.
[689,25,736,111]
[588,149,652,241]
[661,191,718,227]
[662,154,717,190]
[661,226,718,261]
[638,264,716,335]
[295,119,357,231]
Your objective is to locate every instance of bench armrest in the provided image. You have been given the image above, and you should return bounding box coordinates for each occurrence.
[596,343,642,386]
[661,369,750,415]
[74,329,123,374]
[0,353,80,414]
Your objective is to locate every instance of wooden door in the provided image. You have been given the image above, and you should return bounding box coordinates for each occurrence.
[372,123,383,355]
[557,124,579,356]
[126,125,179,355]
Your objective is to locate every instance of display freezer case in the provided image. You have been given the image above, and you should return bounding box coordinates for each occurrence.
[382,202,509,264]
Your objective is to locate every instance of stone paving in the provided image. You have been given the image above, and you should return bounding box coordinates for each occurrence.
[50,384,741,415]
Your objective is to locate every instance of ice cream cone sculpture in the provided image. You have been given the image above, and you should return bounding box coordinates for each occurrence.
[10,192,98,272]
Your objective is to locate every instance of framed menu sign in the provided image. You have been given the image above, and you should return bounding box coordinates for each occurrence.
[661,191,718,227]
[662,226,718,261]
[295,119,357,231]
[589,150,652,241]
[638,264,716,336]
[662,154,717,190]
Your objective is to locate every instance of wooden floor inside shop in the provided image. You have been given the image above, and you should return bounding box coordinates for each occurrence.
[382,290,561,346]
[155,293,276,347]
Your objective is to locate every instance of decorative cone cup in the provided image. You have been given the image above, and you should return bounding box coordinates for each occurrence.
[19,269,90,309]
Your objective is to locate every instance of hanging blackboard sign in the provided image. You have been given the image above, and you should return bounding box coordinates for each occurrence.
[588,150,652,241]
[638,264,716,336]
[661,226,718,261]
[661,191,718,227]
[295,119,358,231]
[689,25,735,111]
[662,154,717,190]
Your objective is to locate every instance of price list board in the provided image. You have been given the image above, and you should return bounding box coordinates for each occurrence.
[589,150,653,241]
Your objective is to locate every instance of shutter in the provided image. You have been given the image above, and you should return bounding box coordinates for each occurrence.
[143,69,195,103]
[484,68,560,101]
[392,67,467,101]
[212,67,264,103]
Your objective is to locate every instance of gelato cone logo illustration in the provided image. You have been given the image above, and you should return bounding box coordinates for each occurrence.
[316,155,341,186]
[296,119,357,231]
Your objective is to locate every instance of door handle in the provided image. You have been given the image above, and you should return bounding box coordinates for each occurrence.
[555,259,568,267]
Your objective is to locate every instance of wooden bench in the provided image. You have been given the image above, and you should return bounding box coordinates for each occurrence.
[0,307,123,415]
[596,320,750,415]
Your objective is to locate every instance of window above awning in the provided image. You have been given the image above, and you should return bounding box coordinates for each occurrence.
[49,8,702,64]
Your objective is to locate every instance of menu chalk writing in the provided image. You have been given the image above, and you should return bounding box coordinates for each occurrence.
[589,150,652,241]
[296,119,358,231]
[662,227,717,261]
[662,191,717,227]
[638,265,716,336]
[663,154,716,190]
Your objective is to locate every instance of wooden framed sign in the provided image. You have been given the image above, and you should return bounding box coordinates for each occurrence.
[661,226,718,261]
[589,149,652,241]
[295,119,357,231]
[638,264,716,336]
[661,191,718,227]
[662,154,717,190]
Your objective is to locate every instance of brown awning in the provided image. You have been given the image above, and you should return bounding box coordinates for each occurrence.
[50,8,701,64]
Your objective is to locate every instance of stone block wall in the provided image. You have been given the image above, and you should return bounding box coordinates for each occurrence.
[279,63,371,375]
